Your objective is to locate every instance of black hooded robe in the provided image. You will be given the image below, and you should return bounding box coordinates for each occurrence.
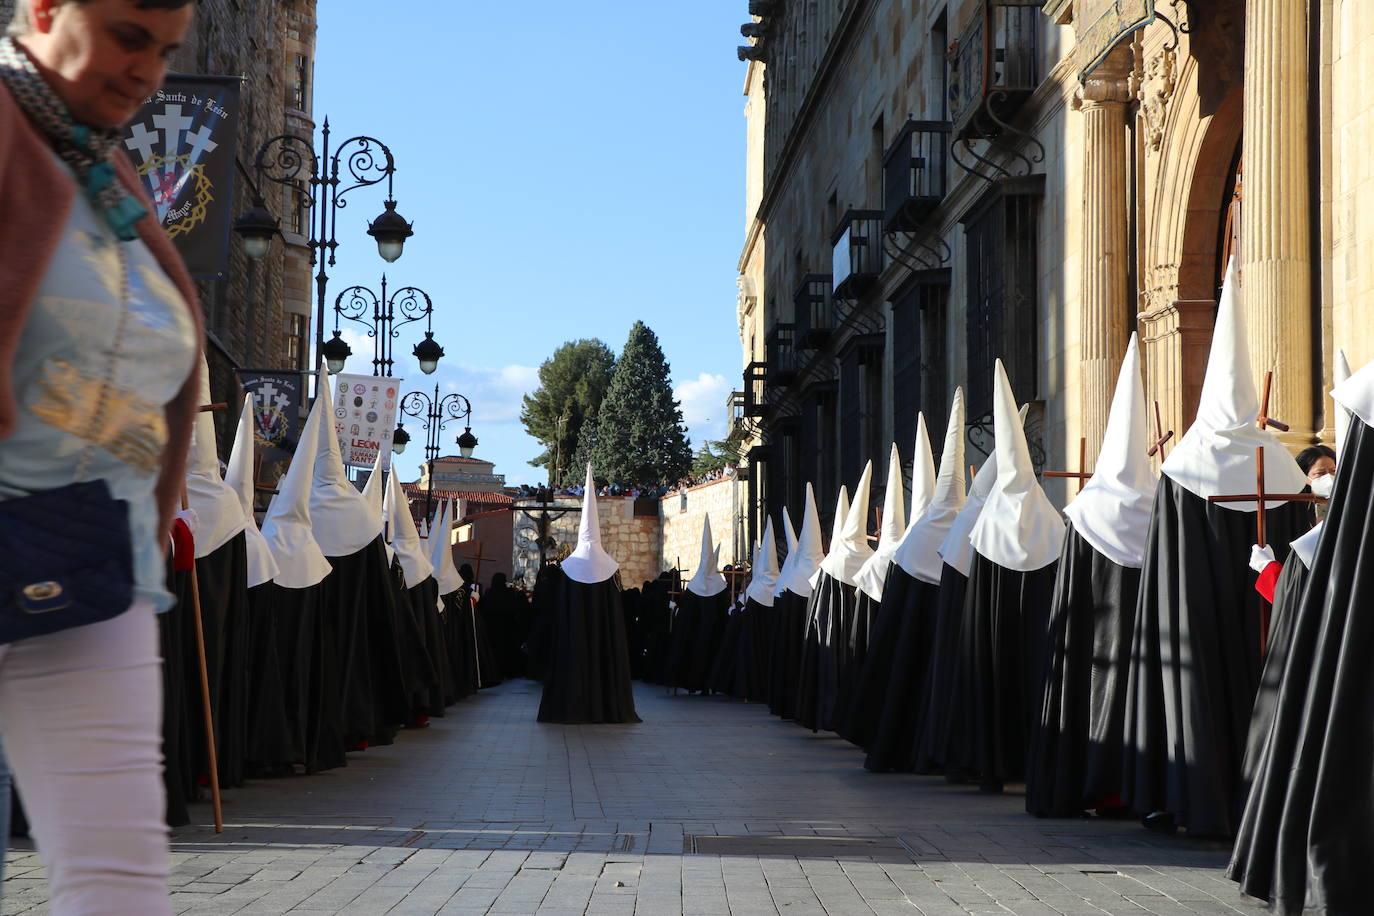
[795,573,856,732]
[242,579,297,774]
[536,568,640,724]
[1122,475,1310,837]
[1026,524,1140,817]
[910,563,970,773]
[767,589,807,720]
[403,576,450,716]
[1228,416,1374,913]
[669,589,728,693]
[266,580,345,773]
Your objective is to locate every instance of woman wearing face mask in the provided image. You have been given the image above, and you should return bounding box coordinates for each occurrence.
[1247,445,1337,601]
[0,1,200,912]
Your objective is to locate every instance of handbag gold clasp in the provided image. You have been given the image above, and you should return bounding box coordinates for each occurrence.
[23,582,63,601]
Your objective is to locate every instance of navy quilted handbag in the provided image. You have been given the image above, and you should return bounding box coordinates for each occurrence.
[0,480,134,644]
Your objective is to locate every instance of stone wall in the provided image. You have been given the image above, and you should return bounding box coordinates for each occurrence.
[511,496,663,590]
[660,477,740,580]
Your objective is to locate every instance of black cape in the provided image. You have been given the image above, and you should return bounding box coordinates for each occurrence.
[442,586,479,701]
[1239,556,1309,789]
[767,589,808,720]
[737,596,770,703]
[242,580,297,772]
[190,532,251,790]
[1228,415,1374,913]
[795,572,858,732]
[403,576,450,717]
[479,581,531,679]
[943,552,1057,791]
[1122,475,1309,836]
[831,586,881,740]
[847,566,940,770]
[161,560,196,827]
[388,564,442,721]
[666,589,728,692]
[1026,523,1139,817]
[263,579,345,773]
[910,563,970,773]
[707,601,745,696]
[536,569,640,724]
[635,578,674,684]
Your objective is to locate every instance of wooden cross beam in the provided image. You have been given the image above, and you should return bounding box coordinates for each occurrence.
[1148,400,1174,459]
[1208,445,1326,656]
[1043,437,1092,493]
[1258,371,1290,432]
[459,539,502,583]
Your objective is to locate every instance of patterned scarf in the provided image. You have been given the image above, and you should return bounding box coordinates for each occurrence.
[0,36,147,241]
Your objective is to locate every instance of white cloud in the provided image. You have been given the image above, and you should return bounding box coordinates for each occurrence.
[675,371,732,446]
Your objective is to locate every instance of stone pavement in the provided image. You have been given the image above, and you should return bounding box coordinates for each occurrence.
[3,680,1267,915]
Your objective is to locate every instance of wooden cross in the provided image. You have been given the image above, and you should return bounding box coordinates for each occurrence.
[1148,400,1174,459]
[1043,437,1093,493]
[1258,371,1290,432]
[1208,445,1326,656]
[865,506,884,544]
[189,401,229,833]
[460,539,502,584]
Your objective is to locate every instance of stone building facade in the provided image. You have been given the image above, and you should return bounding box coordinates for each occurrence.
[735,0,1374,543]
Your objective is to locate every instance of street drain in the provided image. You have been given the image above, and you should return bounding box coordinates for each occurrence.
[684,835,914,861]
[613,834,637,852]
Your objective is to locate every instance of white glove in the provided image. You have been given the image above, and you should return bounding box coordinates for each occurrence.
[1249,543,1276,574]
[175,507,200,536]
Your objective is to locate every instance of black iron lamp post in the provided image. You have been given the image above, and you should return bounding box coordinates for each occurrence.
[324,274,445,377]
[233,118,414,373]
[397,385,476,522]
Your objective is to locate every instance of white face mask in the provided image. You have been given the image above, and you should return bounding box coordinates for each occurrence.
[1311,474,1335,499]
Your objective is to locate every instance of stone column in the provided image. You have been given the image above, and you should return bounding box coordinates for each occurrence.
[1076,46,1134,461]
[1241,0,1313,441]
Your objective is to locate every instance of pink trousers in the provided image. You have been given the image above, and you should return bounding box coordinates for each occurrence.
[0,601,171,915]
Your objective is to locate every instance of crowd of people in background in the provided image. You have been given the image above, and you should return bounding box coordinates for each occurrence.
[511,465,737,503]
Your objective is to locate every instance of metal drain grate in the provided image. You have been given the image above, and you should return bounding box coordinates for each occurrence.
[684,835,914,861]
[613,834,637,853]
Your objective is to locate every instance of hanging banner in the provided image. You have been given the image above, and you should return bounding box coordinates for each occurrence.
[235,369,306,462]
[332,373,401,470]
[1076,0,1154,78]
[122,74,241,276]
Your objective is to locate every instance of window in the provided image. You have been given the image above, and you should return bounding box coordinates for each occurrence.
[285,313,307,369]
[292,54,310,111]
[932,9,949,121]
[291,185,307,236]
[892,271,950,458]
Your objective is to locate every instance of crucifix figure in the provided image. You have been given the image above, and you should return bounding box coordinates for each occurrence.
[514,487,580,574]
[1147,400,1174,460]
[1043,437,1092,493]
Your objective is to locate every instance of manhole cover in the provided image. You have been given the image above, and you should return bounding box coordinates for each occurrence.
[684,835,914,861]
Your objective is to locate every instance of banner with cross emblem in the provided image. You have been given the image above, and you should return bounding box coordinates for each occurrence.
[122,74,241,275]
[235,369,306,462]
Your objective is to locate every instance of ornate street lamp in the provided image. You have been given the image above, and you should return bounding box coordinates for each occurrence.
[400,385,475,522]
[234,118,414,375]
[328,274,443,377]
[391,423,411,455]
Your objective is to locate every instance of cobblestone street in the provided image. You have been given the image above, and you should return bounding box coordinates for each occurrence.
[3,680,1266,915]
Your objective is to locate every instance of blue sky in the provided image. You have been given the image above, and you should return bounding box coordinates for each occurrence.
[314,3,748,486]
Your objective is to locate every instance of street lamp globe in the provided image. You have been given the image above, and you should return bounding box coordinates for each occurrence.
[366,200,414,263]
[391,423,410,455]
[456,426,478,459]
[321,330,353,374]
[232,202,279,260]
[412,331,444,375]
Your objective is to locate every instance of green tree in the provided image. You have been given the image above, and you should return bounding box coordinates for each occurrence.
[591,321,693,485]
[519,339,616,485]
[691,437,741,477]
[569,403,599,480]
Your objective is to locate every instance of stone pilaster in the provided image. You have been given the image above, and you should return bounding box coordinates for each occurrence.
[1076,46,1134,462]
[1241,0,1314,442]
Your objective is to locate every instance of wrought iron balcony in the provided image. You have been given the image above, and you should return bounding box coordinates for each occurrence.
[883,121,951,232]
[793,274,835,350]
[768,323,798,388]
[831,210,886,299]
[949,1,1042,140]
[743,361,767,417]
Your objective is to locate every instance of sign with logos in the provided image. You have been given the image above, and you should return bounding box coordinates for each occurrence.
[235,369,305,462]
[123,74,241,276]
[332,373,400,469]
[1076,0,1154,78]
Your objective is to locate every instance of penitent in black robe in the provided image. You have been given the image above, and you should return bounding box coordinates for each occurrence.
[667,589,728,693]
[831,587,880,740]
[911,564,970,773]
[242,579,297,773]
[795,573,861,732]
[1122,476,1309,837]
[1238,557,1309,789]
[161,561,196,827]
[188,532,251,791]
[942,553,1057,792]
[768,589,807,720]
[265,580,345,774]
[386,562,441,722]
[1228,416,1373,914]
[403,576,449,717]
[536,568,640,724]
[1026,524,1139,817]
[846,567,940,770]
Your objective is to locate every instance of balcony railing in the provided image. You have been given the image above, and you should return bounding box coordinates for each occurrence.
[768,323,798,388]
[831,210,886,298]
[743,361,767,417]
[794,274,835,350]
[949,1,1041,140]
[883,120,951,232]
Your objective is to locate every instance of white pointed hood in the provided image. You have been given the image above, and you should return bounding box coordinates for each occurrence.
[427,499,463,595]
[362,451,393,564]
[854,444,909,601]
[746,517,780,606]
[185,358,247,557]
[774,506,799,598]
[385,467,433,587]
[940,403,1030,576]
[820,463,876,585]
[1162,258,1306,509]
[260,367,333,589]
[561,463,620,584]
[970,361,1065,571]
[224,393,279,588]
[309,366,384,556]
[685,514,727,597]
[782,484,826,597]
[894,389,967,583]
[809,485,849,590]
[1064,334,1158,568]
[1333,349,1358,456]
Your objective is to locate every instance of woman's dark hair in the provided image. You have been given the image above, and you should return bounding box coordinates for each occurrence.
[1295,444,1336,474]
